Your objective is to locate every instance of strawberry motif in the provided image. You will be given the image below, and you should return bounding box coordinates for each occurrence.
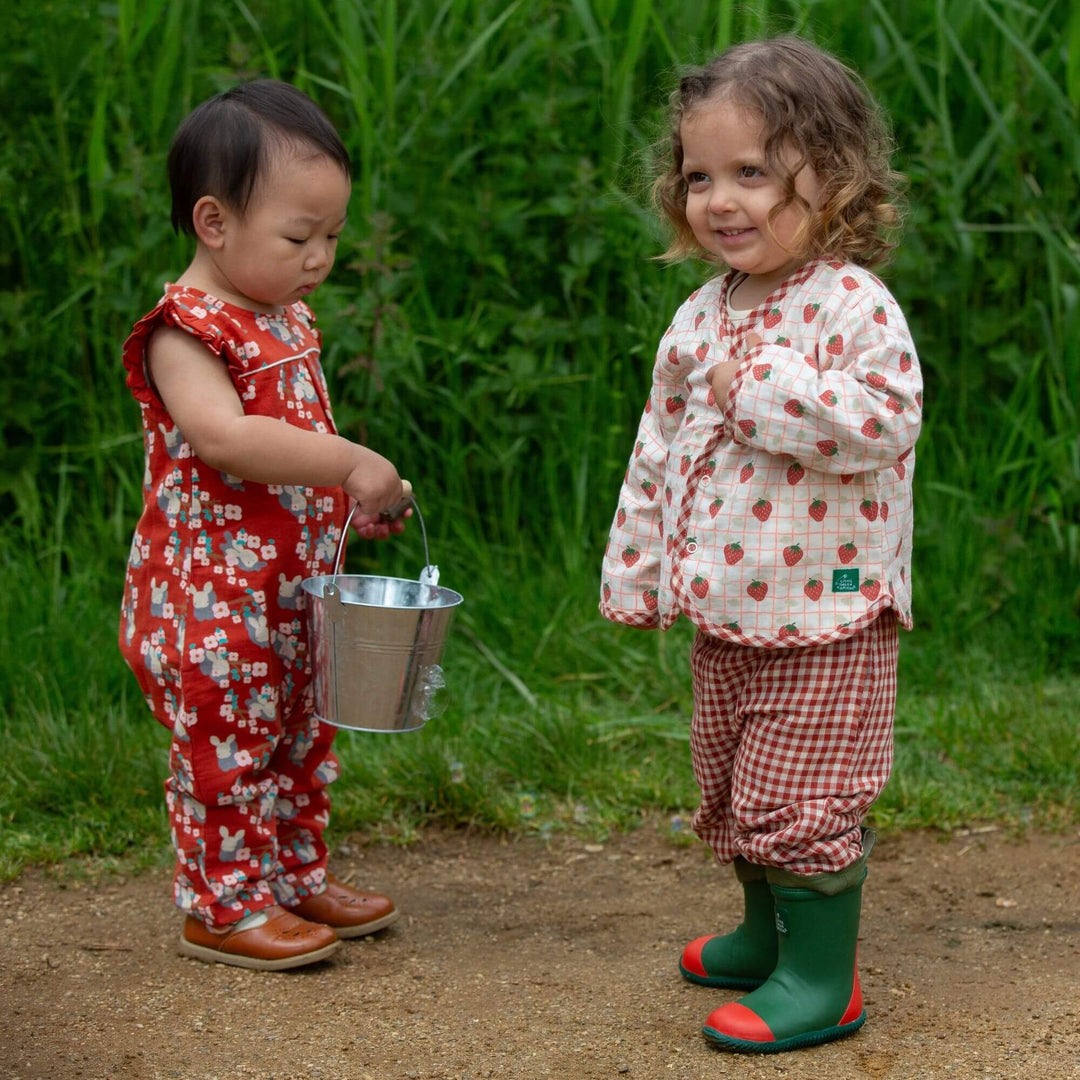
[665,485,672,505]
[828,260,844,270]
[634,440,644,458]
[603,582,611,602]
[706,387,716,408]
[886,397,905,414]
[740,461,755,483]
[641,479,657,498]
[667,344,679,367]
[915,390,923,407]
[763,307,782,328]
[752,364,772,382]
[723,542,744,565]
[622,546,640,567]
[738,420,757,438]
[694,309,707,330]
[784,398,806,418]
[838,542,858,565]
[786,462,805,485]
[804,352,820,370]
[722,621,741,633]
[899,351,913,372]
[701,458,717,480]
[819,390,838,407]
[873,305,887,325]
[859,498,879,522]
[898,448,912,462]
[695,340,709,362]
[894,462,906,479]
[680,454,692,476]
[666,394,686,414]
[666,535,675,554]
[804,578,823,601]
[776,335,790,346]
[860,579,881,600]
[816,439,838,457]
[803,303,820,323]
[680,537,697,558]
[616,507,626,528]
[709,497,724,519]
[747,580,768,602]
[842,275,858,291]
[840,473,854,485]
[643,587,659,611]
[808,498,827,522]
[826,334,844,356]
[778,623,799,639]
[644,399,652,415]
[782,543,803,566]
[752,498,773,522]
[881,501,889,521]
[861,418,883,440]
[690,575,709,599]
[866,371,887,390]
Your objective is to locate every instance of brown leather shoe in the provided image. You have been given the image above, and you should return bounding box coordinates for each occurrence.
[291,873,400,939]
[178,905,341,971]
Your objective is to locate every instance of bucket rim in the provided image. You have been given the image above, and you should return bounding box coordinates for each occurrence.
[301,572,464,609]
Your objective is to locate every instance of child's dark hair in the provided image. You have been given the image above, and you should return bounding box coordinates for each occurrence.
[653,36,905,268]
[168,79,352,235]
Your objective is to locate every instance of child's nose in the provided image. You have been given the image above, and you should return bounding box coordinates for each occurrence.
[708,182,737,215]
[305,242,333,270]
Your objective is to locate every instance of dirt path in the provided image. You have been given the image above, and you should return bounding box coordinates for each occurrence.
[2,824,1078,1080]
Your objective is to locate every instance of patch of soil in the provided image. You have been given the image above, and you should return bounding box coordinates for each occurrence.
[2,824,1078,1080]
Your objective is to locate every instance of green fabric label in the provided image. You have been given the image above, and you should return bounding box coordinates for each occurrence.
[774,907,790,935]
[832,568,860,593]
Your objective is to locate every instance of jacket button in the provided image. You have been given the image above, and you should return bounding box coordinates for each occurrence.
[686,542,697,553]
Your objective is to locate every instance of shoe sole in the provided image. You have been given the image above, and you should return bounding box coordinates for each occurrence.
[333,907,401,939]
[678,961,767,990]
[702,1011,866,1053]
[177,936,342,971]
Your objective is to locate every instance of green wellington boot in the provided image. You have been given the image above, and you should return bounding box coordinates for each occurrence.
[679,858,778,990]
[702,846,871,1053]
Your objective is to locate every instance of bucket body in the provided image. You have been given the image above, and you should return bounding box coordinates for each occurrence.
[302,573,463,732]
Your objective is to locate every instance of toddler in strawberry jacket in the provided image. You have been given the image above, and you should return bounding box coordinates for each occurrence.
[600,36,923,1053]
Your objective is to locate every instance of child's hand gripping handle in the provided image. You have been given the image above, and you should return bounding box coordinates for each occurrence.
[379,478,414,523]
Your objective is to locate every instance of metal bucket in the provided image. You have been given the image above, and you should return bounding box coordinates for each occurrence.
[302,501,463,733]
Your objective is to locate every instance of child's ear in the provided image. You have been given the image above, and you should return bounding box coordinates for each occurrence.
[191,195,229,249]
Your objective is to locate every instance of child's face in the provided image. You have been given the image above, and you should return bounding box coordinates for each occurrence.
[212,151,351,311]
[680,99,820,288]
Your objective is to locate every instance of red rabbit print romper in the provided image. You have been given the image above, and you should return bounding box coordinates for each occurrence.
[600,258,923,874]
[120,284,348,929]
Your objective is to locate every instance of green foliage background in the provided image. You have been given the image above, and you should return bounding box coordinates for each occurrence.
[1,0,1078,876]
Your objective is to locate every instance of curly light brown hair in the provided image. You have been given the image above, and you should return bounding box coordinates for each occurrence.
[653,36,905,268]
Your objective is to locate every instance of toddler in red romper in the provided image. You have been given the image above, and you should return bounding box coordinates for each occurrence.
[120,80,407,971]
[601,38,923,1051]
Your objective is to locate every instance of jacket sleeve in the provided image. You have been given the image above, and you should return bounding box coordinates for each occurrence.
[723,290,922,475]
[598,335,681,628]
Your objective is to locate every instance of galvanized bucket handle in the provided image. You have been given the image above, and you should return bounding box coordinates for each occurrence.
[330,495,432,586]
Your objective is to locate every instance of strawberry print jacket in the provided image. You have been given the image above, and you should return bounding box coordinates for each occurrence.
[600,258,922,647]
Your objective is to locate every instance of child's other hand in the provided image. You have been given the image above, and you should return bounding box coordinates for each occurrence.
[744,331,764,351]
[706,360,742,405]
[350,505,412,541]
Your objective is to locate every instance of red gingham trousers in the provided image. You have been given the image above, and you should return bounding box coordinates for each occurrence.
[689,612,899,875]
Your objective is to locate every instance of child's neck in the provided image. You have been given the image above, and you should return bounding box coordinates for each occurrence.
[174,247,281,315]
[727,259,809,312]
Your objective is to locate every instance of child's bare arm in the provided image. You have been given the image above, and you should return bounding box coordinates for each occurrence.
[147,327,403,514]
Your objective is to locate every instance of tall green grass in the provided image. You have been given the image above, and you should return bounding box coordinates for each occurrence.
[1,0,1077,878]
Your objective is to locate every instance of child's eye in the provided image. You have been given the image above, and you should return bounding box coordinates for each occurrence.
[286,237,307,245]
[738,165,764,180]
[685,172,709,188]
